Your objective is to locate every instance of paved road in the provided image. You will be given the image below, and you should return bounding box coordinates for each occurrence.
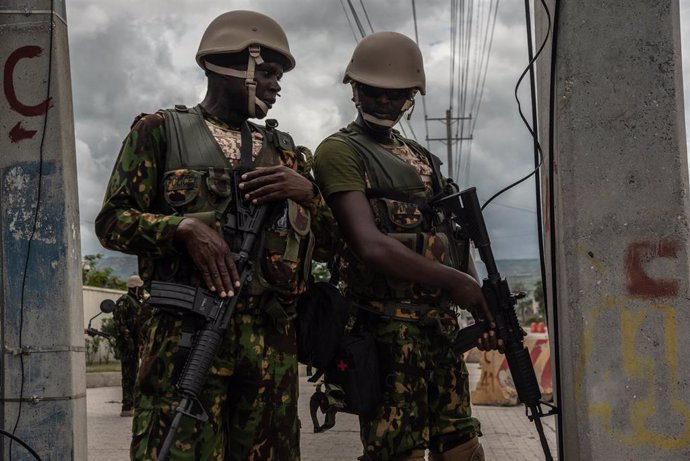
[87,364,557,460]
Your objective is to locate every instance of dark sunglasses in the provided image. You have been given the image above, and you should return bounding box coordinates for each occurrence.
[359,84,411,100]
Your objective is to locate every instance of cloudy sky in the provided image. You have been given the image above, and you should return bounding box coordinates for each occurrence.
[66,0,690,262]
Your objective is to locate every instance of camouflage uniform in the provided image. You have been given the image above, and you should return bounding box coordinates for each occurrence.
[112,290,150,412]
[96,106,323,460]
[313,121,480,460]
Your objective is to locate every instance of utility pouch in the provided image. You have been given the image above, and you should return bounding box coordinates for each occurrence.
[309,330,381,433]
[326,331,381,414]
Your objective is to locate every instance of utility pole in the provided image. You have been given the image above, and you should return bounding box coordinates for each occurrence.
[536,1,688,460]
[426,109,472,181]
[0,1,86,459]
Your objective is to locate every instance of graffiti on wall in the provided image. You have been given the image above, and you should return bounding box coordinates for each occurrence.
[3,45,52,143]
[577,239,690,451]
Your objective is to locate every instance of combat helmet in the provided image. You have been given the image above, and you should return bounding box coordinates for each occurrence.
[127,275,144,288]
[196,10,295,117]
[343,31,425,127]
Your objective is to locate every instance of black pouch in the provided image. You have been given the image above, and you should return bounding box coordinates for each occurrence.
[296,281,351,370]
[309,329,382,433]
[324,330,381,415]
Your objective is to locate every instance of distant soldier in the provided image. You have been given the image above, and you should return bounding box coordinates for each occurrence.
[112,274,149,417]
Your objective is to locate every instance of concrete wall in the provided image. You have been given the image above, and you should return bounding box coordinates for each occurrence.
[536,1,690,459]
[0,1,86,459]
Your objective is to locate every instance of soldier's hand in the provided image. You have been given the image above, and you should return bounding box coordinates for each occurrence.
[174,218,240,297]
[239,166,314,205]
[448,272,502,352]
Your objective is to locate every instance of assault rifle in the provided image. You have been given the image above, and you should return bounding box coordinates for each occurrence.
[432,187,557,461]
[152,167,275,461]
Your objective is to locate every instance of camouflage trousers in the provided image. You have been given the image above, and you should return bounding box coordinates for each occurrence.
[130,310,300,461]
[121,352,139,410]
[358,314,481,460]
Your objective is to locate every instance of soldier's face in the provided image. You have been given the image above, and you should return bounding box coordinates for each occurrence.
[356,84,411,121]
[219,61,283,119]
[253,61,284,116]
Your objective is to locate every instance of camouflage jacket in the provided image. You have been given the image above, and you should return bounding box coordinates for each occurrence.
[320,122,470,316]
[95,107,332,295]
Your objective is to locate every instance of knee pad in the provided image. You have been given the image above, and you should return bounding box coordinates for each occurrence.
[429,437,484,461]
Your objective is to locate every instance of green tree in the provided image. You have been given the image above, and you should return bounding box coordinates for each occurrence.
[533,280,545,311]
[82,254,127,290]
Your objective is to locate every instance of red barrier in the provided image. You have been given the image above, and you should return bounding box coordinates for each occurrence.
[471,333,553,406]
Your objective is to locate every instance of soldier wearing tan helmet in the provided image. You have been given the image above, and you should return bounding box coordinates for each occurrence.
[96,10,323,460]
[112,274,149,417]
[313,32,498,461]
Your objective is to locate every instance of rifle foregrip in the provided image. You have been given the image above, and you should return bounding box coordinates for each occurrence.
[506,347,542,407]
[176,328,224,398]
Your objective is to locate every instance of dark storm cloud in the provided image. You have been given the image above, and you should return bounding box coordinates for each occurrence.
[67,0,689,260]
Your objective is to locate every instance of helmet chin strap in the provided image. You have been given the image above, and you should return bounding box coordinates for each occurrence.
[352,83,416,128]
[205,45,270,118]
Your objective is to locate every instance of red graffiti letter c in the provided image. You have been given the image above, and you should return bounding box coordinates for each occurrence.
[4,45,52,117]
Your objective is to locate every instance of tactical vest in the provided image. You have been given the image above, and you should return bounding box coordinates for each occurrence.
[152,105,314,305]
[330,122,470,316]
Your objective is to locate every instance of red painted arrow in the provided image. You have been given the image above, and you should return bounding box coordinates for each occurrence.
[9,121,37,143]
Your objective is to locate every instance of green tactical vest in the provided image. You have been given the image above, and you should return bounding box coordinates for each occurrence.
[152,105,314,303]
[330,122,470,314]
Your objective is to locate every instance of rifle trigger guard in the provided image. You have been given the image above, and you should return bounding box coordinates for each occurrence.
[176,397,209,423]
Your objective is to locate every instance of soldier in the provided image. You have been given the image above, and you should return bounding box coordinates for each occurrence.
[96,10,321,460]
[112,274,150,417]
[313,32,499,461]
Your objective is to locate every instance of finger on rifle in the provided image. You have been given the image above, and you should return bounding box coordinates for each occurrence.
[198,262,217,294]
[248,188,284,205]
[216,254,235,298]
[245,183,278,202]
[240,166,281,183]
[206,259,228,298]
[479,297,495,325]
[225,251,241,289]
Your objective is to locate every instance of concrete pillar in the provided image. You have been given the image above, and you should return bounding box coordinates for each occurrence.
[536,1,689,459]
[0,0,86,459]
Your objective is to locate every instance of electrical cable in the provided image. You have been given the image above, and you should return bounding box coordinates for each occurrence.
[454,0,500,184]
[480,0,551,212]
[0,429,42,461]
[547,0,564,457]
[523,0,547,324]
[358,0,374,33]
[9,1,53,460]
[339,0,360,43]
[411,0,431,149]
[346,0,367,39]
[469,0,500,134]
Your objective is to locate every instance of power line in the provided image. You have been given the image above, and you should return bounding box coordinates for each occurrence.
[411,0,431,149]
[358,0,374,33]
[346,0,367,39]
[339,0,359,42]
